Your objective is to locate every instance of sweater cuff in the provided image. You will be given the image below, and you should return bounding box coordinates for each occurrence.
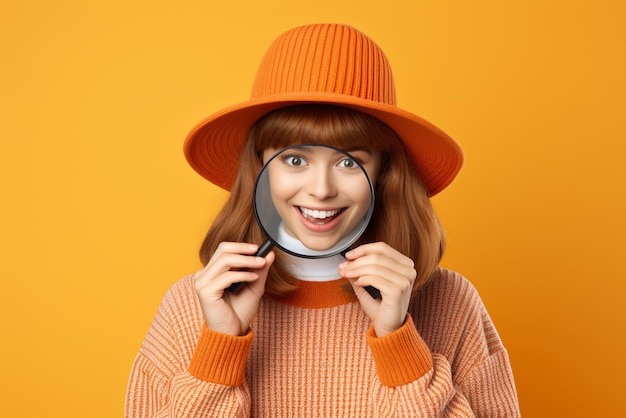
[188,323,253,386]
[366,314,433,387]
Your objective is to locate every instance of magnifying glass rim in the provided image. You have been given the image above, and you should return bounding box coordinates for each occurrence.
[252,143,376,259]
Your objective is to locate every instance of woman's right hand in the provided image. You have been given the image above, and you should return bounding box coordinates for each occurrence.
[193,242,275,336]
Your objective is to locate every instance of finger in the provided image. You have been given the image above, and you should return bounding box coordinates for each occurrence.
[353,272,413,298]
[217,253,267,274]
[346,265,414,296]
[344,242,414,267]
[206,242,260,268]
[200,270,261,294]
[340,256,416,284]
[257,250,276,272]
[197,253,267,285]
[245,251,276,297]
[347,278,379,300]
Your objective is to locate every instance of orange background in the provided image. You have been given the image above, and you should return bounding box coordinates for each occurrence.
[1,1,625,416]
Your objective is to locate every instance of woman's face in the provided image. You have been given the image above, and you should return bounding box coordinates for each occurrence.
[262,145,381,252]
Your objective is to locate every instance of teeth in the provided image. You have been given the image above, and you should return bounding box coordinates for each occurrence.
[300,207,340,219]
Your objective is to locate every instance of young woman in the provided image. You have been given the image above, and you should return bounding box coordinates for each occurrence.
[125,24,520,417]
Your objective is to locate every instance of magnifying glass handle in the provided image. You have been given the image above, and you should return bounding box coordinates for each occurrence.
[227,240,275,294]
[365,285,381,300]
[340,250,381,300]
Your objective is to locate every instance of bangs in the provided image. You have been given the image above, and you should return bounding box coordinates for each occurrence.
[251,104,399,154]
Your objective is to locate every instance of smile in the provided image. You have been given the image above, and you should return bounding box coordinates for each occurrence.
[298,207,345,224]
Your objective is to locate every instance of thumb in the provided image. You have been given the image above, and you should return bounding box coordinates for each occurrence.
[249,251,275,293]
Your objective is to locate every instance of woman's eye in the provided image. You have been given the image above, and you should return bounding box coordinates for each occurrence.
[339,158,357,169]
[284,155,305,166]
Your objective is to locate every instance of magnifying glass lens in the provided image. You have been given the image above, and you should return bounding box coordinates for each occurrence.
[254,144,375,258]
[229,144,380,299]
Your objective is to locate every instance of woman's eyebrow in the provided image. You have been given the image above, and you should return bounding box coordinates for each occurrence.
[343,149,371,156]
[341,146,370,152]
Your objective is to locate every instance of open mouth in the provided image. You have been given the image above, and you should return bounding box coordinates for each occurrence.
[298,207,345,225]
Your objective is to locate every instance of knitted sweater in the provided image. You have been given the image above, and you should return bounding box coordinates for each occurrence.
[125,268,520,417]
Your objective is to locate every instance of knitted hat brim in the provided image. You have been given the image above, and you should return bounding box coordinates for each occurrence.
[184,92,463,196]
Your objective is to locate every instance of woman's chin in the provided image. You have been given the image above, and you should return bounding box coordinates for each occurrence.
[297,237,342,252]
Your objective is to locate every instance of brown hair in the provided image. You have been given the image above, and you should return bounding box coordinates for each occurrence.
[199,105,445,295]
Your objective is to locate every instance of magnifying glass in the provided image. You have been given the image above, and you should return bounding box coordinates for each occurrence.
[228,144,381,299]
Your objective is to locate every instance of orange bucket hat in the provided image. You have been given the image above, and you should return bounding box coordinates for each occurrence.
[184,23,463,196]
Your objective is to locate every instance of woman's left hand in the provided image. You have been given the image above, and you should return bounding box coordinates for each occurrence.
[339,242,417,337]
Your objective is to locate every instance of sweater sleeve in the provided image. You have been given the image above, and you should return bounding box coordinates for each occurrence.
[365,272,520,417]
[124,277,252,418]
[366,316,475,416]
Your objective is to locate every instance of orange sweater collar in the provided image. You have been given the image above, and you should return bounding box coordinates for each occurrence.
[266,278,358,309]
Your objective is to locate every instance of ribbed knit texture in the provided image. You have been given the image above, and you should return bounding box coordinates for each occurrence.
[125,268,520,417]
[183,23,464,195]
[188,325,253,386]
[251,24,396,105]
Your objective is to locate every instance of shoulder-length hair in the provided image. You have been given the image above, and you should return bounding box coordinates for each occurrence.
[199,105,445,295]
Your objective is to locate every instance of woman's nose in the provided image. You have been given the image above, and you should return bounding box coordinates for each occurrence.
[306,169,338,200]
